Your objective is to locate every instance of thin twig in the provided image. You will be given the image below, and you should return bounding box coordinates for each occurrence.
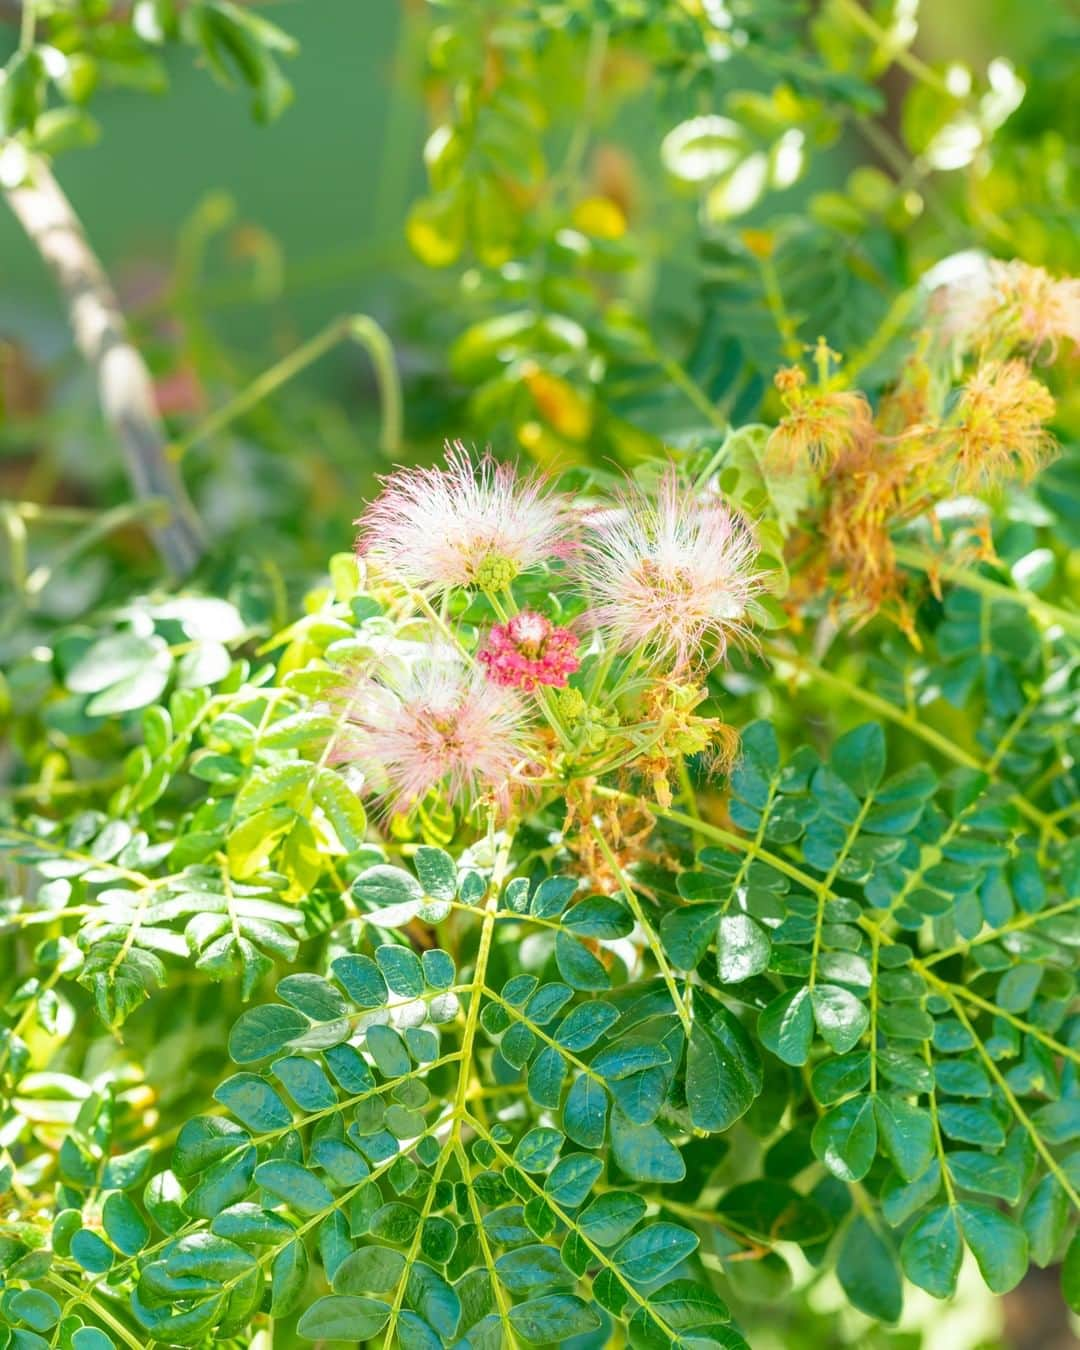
[895,544,1080,640]
[168,313,402,464]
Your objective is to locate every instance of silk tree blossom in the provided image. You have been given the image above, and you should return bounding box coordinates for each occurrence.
[356,441,569,594]
[951,359,1056,490]
[766,366,876,476]
[982,260,1080,359]
[335,658,536,817]
[925,252,1080,360]
[479,611,580,691]
[576,471,762,668]
[923,250,997,346]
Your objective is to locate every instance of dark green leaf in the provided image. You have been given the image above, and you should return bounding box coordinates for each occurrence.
[874,1094,933,1183]
[837,1217,902,1322]
[507,1294,601,1343]
[758,987,813,1066]
[297,1295,391,1340]
[716,913,771,983]
[957,1202,1028,1294]
[810,985,868,1055]
[811,1095,877,1182]
[612,1223,698,1283]
[831,723,886,796]
[687,992,763,1131]
[900,1205,962,1298]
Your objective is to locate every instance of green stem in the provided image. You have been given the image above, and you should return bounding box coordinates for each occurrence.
[676,758,703,850]
[757,253,801,360]
[940,989,1080,1210]
[451,821,518,1129]
[808,791,875,988]
[383,1128,456,1346]
[577,721,671,780]
[401,586,476,666]
[169,314,402,463]
[920,896,1080,969]
[22,498,171,602]
[894,544,1080,641]
[833,0,952,95]
[482,988,607,1088]
[455,1139,517,1342]
[609,641,649,699]
[925,973,1080,1068]
[19,0,35,51]
[0,826,158,889]
[647,339,729,432]
[585,642,619,708]
[590,823,692,1034]
[841,286,920,386]
[922,1040,956,1203]
[466,1114,684,1344]
[45,1275,143,1350]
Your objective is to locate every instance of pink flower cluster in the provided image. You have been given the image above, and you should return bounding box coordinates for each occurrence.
[357,441,567,594]
[578,471,761,667]
[354,443,763,675]
[478,611,580,692]
[335,658,532,818]
[344,445,765,816]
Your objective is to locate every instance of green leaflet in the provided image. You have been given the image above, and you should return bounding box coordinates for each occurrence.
[900,1205,964,1299]
[686,989,763,1131]
[837,1217,902,1323]
[296,1295,391,1340]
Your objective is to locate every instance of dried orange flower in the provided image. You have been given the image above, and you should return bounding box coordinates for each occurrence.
[930,256,1080,362]
[634,682,740,806]
[773,365,807,395]
[951,360,1056,490]
[562,780,656,890]
[766,369,876,475]
[982,261,1080,361]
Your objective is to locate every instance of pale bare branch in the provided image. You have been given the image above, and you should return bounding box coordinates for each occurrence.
[5,157,204,576]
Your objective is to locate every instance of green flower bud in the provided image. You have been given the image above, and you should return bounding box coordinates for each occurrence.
[556,686,587,722]
[474,554,520,592]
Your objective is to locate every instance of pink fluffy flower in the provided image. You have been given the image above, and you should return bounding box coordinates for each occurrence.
[336,658,534,817]
[478,611,580,692]
[575,470,761,669]
[926,254,1080,359]
[987,260,1080,359]
[356,441,568,594]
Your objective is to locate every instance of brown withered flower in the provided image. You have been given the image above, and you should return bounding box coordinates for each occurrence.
[766,366,877,475]
[950,360,1056,491]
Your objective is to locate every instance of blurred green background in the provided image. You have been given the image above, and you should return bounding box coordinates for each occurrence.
[4,0,1077,591]
[3,1,418,345]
